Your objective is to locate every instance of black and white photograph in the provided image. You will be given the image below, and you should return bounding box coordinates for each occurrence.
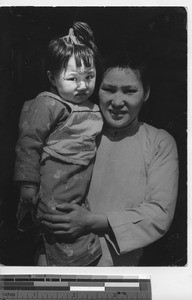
[0,5,187,270]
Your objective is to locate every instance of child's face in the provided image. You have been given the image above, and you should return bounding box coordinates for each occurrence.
[50,55,96,104]
[99,67,149,128]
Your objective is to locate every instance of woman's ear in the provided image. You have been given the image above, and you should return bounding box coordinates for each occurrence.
[47,70,56,86]
[144,86,150,102]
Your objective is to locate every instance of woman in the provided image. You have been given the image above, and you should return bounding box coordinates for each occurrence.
[39,51,179,266]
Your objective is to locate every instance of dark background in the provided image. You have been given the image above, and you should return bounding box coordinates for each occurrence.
[0,6,187,266]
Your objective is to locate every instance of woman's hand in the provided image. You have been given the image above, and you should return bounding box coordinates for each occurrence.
[40,203,110,238]
[40,203,92,238]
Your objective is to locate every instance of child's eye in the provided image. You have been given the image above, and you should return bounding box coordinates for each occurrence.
[86,74,95,80]
[66,77,77,81]
[70,78,77,81]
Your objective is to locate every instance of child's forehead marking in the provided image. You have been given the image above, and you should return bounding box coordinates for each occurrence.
[78,67,95,74]
[68,67,95,75]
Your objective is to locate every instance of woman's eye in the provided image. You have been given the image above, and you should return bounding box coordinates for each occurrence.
[102,88,115,93]
[124,89,137,94]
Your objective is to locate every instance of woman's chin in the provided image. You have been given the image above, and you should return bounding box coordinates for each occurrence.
[104,114,131,129]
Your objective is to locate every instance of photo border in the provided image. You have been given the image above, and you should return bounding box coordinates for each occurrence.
[0,1,191,299]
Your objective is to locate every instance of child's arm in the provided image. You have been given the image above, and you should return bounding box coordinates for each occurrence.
[14,95,70,185]
[20,182,39,206]
[14,97,53,223]
[15,95,70,230]
[14,96,55,185]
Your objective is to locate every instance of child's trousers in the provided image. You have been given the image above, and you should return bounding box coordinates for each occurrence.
[36,157,102,266]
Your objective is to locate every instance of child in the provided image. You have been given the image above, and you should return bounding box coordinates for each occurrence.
[14,22,103,266]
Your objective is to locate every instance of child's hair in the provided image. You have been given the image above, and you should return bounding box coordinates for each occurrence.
[100,51,150,94]
[46,21,98,75]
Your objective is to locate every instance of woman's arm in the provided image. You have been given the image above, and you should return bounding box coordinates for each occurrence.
[41,129,179,256]
[40,202,111,238]
[40,129,179,256]
[104,130,179,255]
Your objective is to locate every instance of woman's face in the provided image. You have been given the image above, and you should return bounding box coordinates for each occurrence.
[99,67,149,128]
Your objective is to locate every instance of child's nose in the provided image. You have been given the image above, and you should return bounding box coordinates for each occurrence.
[77,80,87,90]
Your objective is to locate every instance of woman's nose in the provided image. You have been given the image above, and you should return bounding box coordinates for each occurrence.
[111,93,125,107]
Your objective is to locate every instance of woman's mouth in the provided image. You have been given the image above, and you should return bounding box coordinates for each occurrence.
[108,109,127,117]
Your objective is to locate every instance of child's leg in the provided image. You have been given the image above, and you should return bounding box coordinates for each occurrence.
[37,254,48,266]
[37,158,102,266]
[33,248,48,266]
[33,233,48,266]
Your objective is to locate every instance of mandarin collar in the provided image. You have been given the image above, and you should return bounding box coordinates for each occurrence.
[103,118,140,140]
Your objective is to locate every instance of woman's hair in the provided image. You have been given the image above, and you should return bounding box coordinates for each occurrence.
[100,51,150,93]
[46,21,98,75]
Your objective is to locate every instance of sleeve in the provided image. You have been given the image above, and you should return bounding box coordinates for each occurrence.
[105,130,179,255]
[14,96,68,184]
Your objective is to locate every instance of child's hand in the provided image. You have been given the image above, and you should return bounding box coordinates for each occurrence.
[20,186,39,207]
[17,185,39,231]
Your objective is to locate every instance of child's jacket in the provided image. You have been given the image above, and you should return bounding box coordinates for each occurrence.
[14,91,103,184]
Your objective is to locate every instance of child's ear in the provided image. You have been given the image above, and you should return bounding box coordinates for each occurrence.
[47,71,56,86]
[144,86,150,102]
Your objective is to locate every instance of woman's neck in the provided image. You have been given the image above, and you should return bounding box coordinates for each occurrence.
[104,118,140,139]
